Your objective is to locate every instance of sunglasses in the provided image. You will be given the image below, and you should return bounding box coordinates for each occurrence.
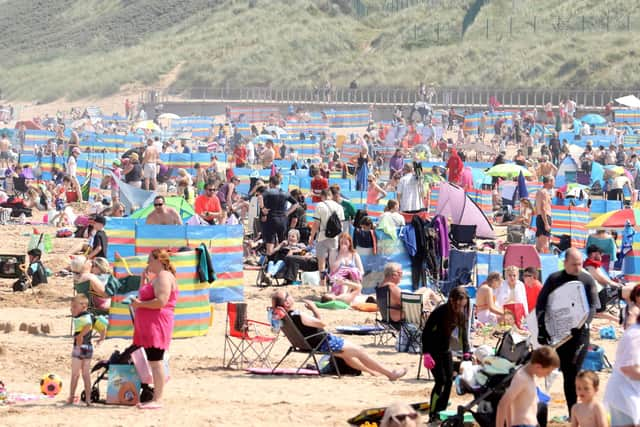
[154,203,164,207]
[391,413,418,422]
[206,188,216,192]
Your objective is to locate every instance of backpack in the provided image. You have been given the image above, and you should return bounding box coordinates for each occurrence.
[323,202,342,238]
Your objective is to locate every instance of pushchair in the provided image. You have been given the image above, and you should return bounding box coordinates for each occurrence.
[442,330,542,427]
[81,344,154,404]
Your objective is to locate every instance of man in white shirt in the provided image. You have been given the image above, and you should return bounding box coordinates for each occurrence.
[246,139,256,165]
[397,163,423,212]
[309,189,345,287]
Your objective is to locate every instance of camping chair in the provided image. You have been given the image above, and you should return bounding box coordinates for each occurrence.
[73,280,112,317]
[438,249,477,297]
[223,302,276,369]
[372,286,401,346]
[271,311,341,376]
[449,224,477,250]
[13,176,29,198]
[400,292,431,380]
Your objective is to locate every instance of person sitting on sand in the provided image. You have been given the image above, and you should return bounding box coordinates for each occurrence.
[271,290,407,381]
[322,233,364,305]
[475,271,504,325]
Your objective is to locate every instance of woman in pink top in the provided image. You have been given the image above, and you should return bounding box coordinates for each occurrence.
[366,174,387,205]
[131,248,178,409]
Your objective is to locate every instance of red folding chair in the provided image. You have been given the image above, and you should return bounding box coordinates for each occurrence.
[223,302,276,369]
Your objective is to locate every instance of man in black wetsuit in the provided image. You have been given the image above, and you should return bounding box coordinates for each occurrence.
[536,248,599,418]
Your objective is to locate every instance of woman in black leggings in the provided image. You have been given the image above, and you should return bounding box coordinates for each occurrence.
[421,287,470,422]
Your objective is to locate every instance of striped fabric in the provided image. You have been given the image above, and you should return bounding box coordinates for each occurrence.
[235,123,252,136]
[467,189,493,217]
[589,199,624,219]
[286,139,321,158]
[109,251,214,339]
[304,191,397,223]
[463,112,513,136]
[324,110,370,128]
[614,109,640,124]
[228,106,280,123]
[285,120,330,135]
[105,217,140,260]
[622,233,640,281]
[171,117,214,139]
[23,130,55,151]
[531,205,590,249]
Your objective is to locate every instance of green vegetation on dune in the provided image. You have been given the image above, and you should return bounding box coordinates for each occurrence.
[0,0,639,102]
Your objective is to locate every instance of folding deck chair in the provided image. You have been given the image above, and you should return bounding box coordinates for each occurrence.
[223,302,276,369]
[372,286,401,346]
[271,311,341,376]
[449,224,477,250]
[400,292,431,380]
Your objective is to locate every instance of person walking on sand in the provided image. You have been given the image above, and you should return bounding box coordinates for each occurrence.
[535,175,554,253]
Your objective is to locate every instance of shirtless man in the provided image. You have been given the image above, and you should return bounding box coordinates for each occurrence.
[145,196,182,225]
[261,140,275,169]
[536,155,557,178]
[0,133,10,169]
[141,138,159,191]
[535,175,554,253]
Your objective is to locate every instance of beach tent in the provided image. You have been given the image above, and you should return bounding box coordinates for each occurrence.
[129,196,195,221]
[435,182,495,239]
[556,155,579,185]
[615,95,640,108]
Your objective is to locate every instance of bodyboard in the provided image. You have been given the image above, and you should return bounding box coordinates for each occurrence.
[544,280,589,346]
[335,325,385,335]
[246,367,319,376]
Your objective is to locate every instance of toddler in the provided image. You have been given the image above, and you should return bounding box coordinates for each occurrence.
[571,370,607,427]
[67,295,105,405]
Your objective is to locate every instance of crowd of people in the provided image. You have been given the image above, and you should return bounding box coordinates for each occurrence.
[4,99,640,425]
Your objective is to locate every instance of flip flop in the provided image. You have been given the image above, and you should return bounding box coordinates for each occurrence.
[137,402,163,410]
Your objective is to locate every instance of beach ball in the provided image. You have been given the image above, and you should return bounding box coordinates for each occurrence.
[40,373,62,396]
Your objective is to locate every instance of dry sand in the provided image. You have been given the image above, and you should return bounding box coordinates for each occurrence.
[0,216,621,427]
[0,107,619,426]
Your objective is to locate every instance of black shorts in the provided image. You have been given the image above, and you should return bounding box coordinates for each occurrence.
[535,215,552,237]
[262,216,287,244]
[145,347,165,362]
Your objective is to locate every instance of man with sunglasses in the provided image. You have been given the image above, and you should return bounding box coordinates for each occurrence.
[146,195,182,225]
[195,183,225,225]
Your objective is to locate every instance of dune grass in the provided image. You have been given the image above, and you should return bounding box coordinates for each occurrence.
[0,0,638,102]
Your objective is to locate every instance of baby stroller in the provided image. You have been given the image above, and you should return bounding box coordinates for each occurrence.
[442,330,542,427]
[81,344,154,404]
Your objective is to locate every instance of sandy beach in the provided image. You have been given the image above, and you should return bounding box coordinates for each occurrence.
[0,218,619,426]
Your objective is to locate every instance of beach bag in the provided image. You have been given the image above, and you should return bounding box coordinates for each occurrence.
[131,348,153,384]
[395,323,421,354]
[496,330,531,365]
[12,278,28,292]
[581,345,611,372]
[106,364,140,405]
[323,202,342,238]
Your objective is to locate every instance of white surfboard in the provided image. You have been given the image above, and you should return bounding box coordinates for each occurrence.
[543,280,590,346]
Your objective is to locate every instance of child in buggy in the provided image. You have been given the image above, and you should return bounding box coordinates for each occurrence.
[257,229,315,287]
[443,330,553,427]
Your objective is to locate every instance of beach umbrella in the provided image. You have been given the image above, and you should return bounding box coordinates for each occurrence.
[158,113,180,120]
[485,164,532,179]
[586,208,640,229]
[134,120,161,132]
[516,171,529,199]
[580,114,607,125]
[604,165,625,176]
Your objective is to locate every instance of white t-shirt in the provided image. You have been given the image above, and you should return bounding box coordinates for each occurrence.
[313,199,345,241]
[604,324,640,423]
[397,174,422,211]
[495,279,529,314]
[67,156,77,178]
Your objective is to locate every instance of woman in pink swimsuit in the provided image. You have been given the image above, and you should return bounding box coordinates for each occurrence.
[131,248,178,409]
